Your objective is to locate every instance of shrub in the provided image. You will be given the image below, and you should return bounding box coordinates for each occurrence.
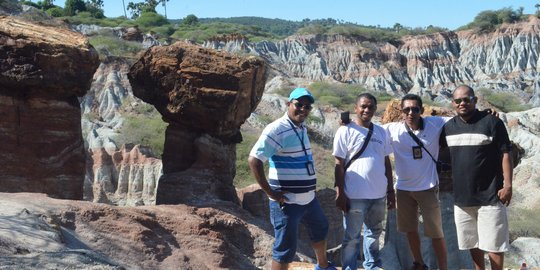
[478,88,530,112]
[46,7,64,17]
[135,12,169,29]
[89,35,143,59]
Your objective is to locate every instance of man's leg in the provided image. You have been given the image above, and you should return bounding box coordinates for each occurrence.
[477,203,509,270]
[416,187,446,269]
[341,199,365,270]
[487,252,504,270]
[362,198,385,270]
[432,237,448,270]
[470,248,485,270]
[396,189,425,268]
[406,231,424,267]
[271,260,288,270]
[312,240,330,268]
[301,198,332,269]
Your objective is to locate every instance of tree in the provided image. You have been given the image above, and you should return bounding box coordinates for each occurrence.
[37,0,55,10]
[122,0,127,17]
[182,14,199,25]
[393,23,403,33]
[127,0,159,18]
[536,3,540,12]
[85,0,104,18]
[64,0,86,16]
[160,0,169,19]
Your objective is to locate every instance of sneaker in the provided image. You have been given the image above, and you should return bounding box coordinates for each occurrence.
[314,261,338,270]
[411,261,428,270]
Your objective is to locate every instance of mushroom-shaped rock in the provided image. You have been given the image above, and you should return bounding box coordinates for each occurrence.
[0,16,100,199]
[129,42,266,204]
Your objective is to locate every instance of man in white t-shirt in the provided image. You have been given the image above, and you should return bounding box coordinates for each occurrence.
[333,93,394,270]
[383,94,449,270]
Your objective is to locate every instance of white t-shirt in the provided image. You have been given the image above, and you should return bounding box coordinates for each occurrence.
[383,116,450,191]
[332,122,392,199]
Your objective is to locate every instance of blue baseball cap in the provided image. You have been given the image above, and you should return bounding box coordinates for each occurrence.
[288,88,315,103]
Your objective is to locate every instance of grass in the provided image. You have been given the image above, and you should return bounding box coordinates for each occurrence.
[508,204,540,242]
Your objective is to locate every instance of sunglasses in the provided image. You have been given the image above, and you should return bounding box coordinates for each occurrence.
[453,96,476,104]
[292,101,313,110]
[402,107,421,114]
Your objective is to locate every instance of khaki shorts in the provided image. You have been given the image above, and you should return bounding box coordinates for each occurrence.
[454,203,509,252]
[396,187,443,238]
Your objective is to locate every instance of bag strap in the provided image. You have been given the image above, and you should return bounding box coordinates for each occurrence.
[404,122,438,163]
[344,123,373,171]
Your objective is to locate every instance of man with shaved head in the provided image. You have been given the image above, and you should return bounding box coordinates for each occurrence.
[442,85,513,270]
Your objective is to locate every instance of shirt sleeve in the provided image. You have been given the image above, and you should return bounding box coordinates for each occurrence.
[494,119,512,153]
[249,126,282,162]
[332,126,347,159]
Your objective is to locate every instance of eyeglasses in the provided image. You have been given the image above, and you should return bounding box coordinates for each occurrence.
[292,101,313,110]
[402,107,421,114]
[453,96,476,104]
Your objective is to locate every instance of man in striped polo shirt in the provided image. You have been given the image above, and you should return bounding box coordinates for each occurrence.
[249,88,336,270]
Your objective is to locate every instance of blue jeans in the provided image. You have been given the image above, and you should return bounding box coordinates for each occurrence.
[269,198,329,263]
[341,197,385,270]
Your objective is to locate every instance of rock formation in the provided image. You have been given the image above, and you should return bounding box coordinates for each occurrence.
[0,16,99,199]
[129,41,267,204]
[0,192,276,269]
[205,16,540,106]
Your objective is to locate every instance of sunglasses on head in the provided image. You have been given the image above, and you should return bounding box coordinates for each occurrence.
[453,96,476,104]
[292,101,313,110]
[402,106,421,114]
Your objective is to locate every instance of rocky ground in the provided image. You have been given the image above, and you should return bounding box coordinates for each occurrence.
[0,193,278,270]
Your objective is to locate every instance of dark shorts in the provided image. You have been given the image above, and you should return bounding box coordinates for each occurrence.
[269,197,329,263]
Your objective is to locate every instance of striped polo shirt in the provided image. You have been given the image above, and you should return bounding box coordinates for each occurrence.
[249,114,316,205]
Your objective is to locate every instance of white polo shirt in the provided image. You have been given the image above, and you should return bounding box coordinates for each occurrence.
[383,116,449,191]
[333,122,392,199]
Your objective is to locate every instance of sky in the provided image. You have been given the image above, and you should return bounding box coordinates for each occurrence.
[52,0,539,30]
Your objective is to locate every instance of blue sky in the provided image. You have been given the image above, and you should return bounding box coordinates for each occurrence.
[53,0,539,30]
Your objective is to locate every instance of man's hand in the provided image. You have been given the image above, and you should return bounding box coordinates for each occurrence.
[267,190,289,203]
[498,186,512,206]
[335,190,350,213]
[387,191,396,209]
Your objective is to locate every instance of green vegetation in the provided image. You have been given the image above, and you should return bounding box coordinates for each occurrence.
[88,32,143,59]
[234,132,260,188]
[478,88,531,112]
[276,82,391,111]
[508,205,540,242]
[117,114,166,157]
[459,7,527,32]
[116,101,167,157]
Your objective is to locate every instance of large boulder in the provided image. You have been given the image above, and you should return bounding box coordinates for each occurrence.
[129,41,266,204]
[0,16,99,199]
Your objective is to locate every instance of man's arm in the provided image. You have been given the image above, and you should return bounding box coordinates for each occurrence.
[498,152,513,206]
[334,156,349,213]
[385,156,395,209]
[248,156,286,203]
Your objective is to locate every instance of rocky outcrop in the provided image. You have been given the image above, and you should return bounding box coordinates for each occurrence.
[205,16,540,105]
[502,107,540,209]
[0,16,99,199]
[0,192,278,269]
[129,41,267,205]
[88,144,162,206]
[80,58,163,206]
